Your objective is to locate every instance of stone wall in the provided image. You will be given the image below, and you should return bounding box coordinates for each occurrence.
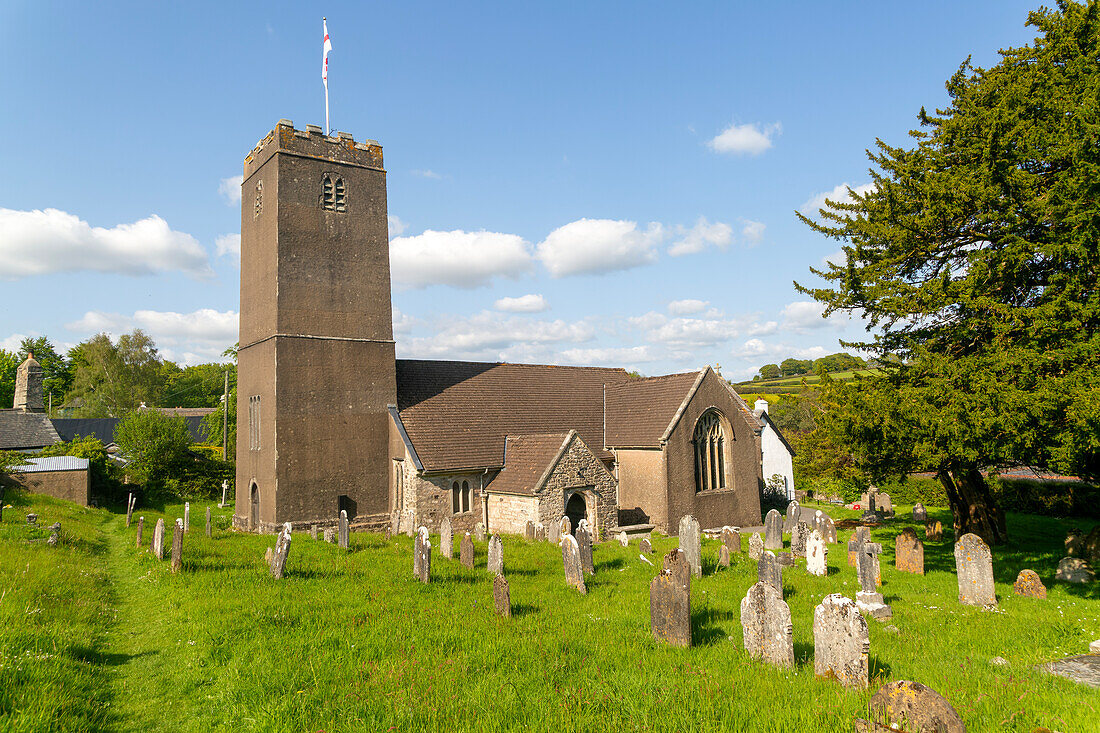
[486,492,539,535]
[535,436,617,541]
[410,470,488,534]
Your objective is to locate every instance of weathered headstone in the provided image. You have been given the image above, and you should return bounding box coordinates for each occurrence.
[493,574,511,617]
[1056,557,1095,584]
[764,509,783,550]
[264,547,273,565]
[270,522,292,579]
[460,532,474,568]
[576,522,594,575]
[748,532,764,560]
[912,503,927,522]
[338,510,349,549]
[719,544,730,568]
[895,528,924,575]
[47,522,61,546]
[171,519,183,573]
[440,517,453,559]
[813,594,869,689]
[856,542,892,620]
[650,569,691,647]
[955,533,996,606]
[561,534,586,594]
[389,511,400,536]
[184,502,190,533]
[152,518,166,560]
[925,520,943,541]
[876,493,893,515]
[777,551,794,567]
[535,522,547,542]
[848,526,870,566]
[26,513,37,525]
[413,527,431,583]
[548,519,561,544]
[806,529,828,577]
[205,506,212,538]
[323,527,336,544]
[525,520,536,541]
[662,548,691,594]
[310,524,318,540]
[640,537,653,554]
[757,550,782,594]
[474,522,486,542]
[404,510,416,538]
[487,534,504,575]
[1013,569,1047,598]
[784,500,800,535]
[791,521,811,557]
[864,680,965,733]
[135,516,144,548]
[819,514,837,544]
[678,514,702,578]
[741,581,794,668]
[559,516,571,539]
[721,525,741,554]
[618,531,629,547]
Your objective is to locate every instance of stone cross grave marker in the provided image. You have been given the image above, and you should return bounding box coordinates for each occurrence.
[678,514,702,578]
[1013,569,1047,598]
[719,545,730,568]
[748,532,764,560]
[576,522,594,575]
[440,517,453,559]
[338,510,350,549]
[791,521,811,557]
[171,519,184,573]
[618,531,628,547]
[757,550,782,594]
[487,534,504,575]
[413,527,431,583]
[152,518,166,560]
[220,479,228,508]
[806,529,827,577]
[855,541,892,620]
[474,522,486,542]
[184,502,190,533]
[650,568,691,647]
[135,516,144,548]
[813,594,869,689]
[640,537,652,554]
[912,503,927,521]
[955,533,996,606]
[764,509,783,550]
[205,506,212,538]
[721,526,741,555]
[270,523,293,579]
[784,500,800,535]
[460,532,474,569]
[895,528,924,575]
[741,581,794,668]
[323,527,336,543]
[561,534,587,594]
[493,574,511,617]
[848,527,881,584]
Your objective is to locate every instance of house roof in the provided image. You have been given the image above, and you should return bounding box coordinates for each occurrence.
[0,410,61,451]
[52,416,210,446]
[603,370,704,448]
[14,456,89,473]
[488,432,573,496]
[149,407,217,418]
[395,359,632,472]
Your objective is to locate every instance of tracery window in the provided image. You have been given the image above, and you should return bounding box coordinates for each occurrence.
[693,410,726,493]
[451,479,472,514]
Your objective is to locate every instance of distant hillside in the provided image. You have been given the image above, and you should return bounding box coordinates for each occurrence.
[734,368,881,396]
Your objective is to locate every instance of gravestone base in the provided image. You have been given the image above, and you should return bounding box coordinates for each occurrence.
[856,591,892,621]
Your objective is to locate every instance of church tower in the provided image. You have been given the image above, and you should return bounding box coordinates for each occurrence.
[235,120,396,532]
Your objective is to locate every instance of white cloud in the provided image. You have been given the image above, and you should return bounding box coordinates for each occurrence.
[668,299,709,315]
[0,208,212,280]
[0,333,28,352]
[667,217,733,257]
[387,215,408,239]
[741,338,769,357]
[218,175,244,205]
[390,229,533,289]
[411,169,442,180]
[633,311,774,350]
[215,233,240,263]
[821,249,848,268]
[64,308,239,366]
[708,122,781,156]
[397,311,594,361]
[392,306,417,334]
[494,294,549,313]
[799,182,875,216]
[537,218,664,277]
[781,301,829,329]
[558,346,658,366]
[741,219,766,244]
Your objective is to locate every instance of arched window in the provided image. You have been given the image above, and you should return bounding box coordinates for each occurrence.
[452,479,472,514]
[254,180,263,217]
[693,411,727,493]
[321,174,346,212]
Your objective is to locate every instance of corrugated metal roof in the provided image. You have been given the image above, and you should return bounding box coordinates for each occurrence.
[14,456,89,473]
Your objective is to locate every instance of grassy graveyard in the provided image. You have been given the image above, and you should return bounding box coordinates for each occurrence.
[1,489,1098,733]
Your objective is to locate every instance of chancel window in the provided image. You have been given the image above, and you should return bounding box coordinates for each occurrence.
[693,411,726,493]
[451,479,472,514]
[321,174,346,212]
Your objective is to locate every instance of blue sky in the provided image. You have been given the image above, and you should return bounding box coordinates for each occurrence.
[0,1,1040,380]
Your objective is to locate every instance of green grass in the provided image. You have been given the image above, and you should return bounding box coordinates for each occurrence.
[1,490,1098,732]
[736,368,883,392]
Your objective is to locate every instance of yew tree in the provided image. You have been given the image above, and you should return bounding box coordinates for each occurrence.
[797,1,1100,544]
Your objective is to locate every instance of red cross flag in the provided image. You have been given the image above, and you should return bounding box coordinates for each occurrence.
[323,18,333,134]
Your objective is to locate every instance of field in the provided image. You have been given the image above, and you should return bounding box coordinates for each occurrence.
[734,369,882,396]
[2,489,1098,732]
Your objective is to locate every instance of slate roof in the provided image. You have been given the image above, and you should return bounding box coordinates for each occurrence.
[0,410,61,450]
[14,456,89,473]
[488,433,573,496]
[52,416,210,445]
[395,360,633,472]
[603,371,704,448]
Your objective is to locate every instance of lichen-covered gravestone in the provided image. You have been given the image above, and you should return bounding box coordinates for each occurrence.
[895,528,924,575]
[170,519,184,573]
[1013,569,1047,598]
[270,523,293,579]
[764,510,783,550]
[1056,557,1096,584]
[678,514,702,578]
[784,500,800,535]
[413,527,431,583]
[559,516,571,539]
[440,516,453,559]
[719,545,730,568]
[757,550,782,594]
[741,581,794,668]
[460,532,474,569]
[487,534,504,575]
[663,548,691,594]
[135,516,144,548]
[912,503,927,522]
[813,594,869,689]
[748,532,764,560]
[791,521,811,557]
[721,526,741,554]
[806,530,827,577]
[819,513,837,544]
[535,522,547,542]
[955,533,996,606]
[576,521,594,575]
[650,568,691,647]
[493,574,511,617]
[561,535,587,594]
[152,518,166,560]
[863,680,965,733]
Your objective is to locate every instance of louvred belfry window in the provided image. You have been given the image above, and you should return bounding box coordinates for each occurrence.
[693,411,726,493]
[321,174,346,212]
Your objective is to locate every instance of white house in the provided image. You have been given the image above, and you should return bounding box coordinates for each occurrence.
[753,399,796,501]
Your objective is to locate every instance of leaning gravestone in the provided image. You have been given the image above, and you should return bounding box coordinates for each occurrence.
[576,522,594,575]
[487,534,504,575]
[1013,569,1047,598]
[784,500,800,535]
[748,532,764,560]
[640,537,653,554]
[440,516,453,559]
[895,528,924,575]
[474,522,486,542]
[741,581,794,668]
[152,518,166,560]
[413,527,431,583]
[338,510,349,549]
[561,534,587,594]
[650,568,691,647]
[863,680,966,733]
[460,532,474,569]
[170,519,184,573]
[955,533,996,606]
[814,594,869,689]
[1056,557,1096,584]
[764,510,783,550]
[269,523,293,579]
[719,545,730,568]
[912,503,928,522]
[135,516,144,548]
[663,548,691,594]
[806,529,828,577]
[721,526,741,554]
[791,521,811,557]
[678,514,702,578]
[493,574,511,617]
[757,550,782,594]
[856,541,892,620]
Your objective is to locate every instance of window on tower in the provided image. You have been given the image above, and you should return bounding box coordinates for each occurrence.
[254,180,263,217]
[321,174,346,212]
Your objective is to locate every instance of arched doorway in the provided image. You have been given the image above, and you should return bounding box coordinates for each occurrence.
[565,492,587,536]
[250,483,260,531]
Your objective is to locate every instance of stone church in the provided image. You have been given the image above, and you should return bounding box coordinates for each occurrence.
[234,120,765,539]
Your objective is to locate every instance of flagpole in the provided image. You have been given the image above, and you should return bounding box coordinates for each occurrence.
[323,17,330,135]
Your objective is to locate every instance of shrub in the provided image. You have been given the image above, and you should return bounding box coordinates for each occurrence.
[993,478,1100,519]
[115,411,193,494]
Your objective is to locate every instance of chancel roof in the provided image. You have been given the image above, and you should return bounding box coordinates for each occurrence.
[603,370,705,448]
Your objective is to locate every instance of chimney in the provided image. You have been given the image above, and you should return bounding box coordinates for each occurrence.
[14,352,45,413]
[754,399,769,414]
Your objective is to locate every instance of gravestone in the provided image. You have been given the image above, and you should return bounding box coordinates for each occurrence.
[135,516,144,548]
[310,524,318,540]
[806,530,827,577]
[576,522,594,575]
[152,518,166,560]
[791,521,811,557]
[389,511,400,536]
[662,548,691,594]
[561,534,587,594]
[856,541,891,620]
[525,520,536,542]
[650,569,691,647]
[404,510,416,538]
[955,533,996,606]
[269,523,292,579]
[548,520,560,544]
[678,514,702,578]
[26,513,37,525]
[895,528,924,575]
[784,500,800,535]
[864,680,965,733]
[819,513,837,544]
[912,503,927,522]
[748,533,764,560]
[721,526,741,554]
[487,534,504,575]
[323,527,336,543]
[460,532,474,569]
[205,506,212,538]
[474,522,486,542]
[338,510,349,549]
[757,550,782,594]
[813,594,869,689]
[559,516,571,539]
[493,574,511,617]
[925,520,943,541]
[171,519,183,573]
[1056,557,1095,584]
[776,551,794,567]
[264,547,273,565]
[440,517,453,559]
[1013,569,1047,598]
[184,503,190,533]
[740,581,794,668]
[618,531,628,547]
[413,527,431,583]
[535,522,547,542]
[126,492,135,527]
[47,522,61,547]
[848,526,870,566]
[640,537,653,554]
[764,510,783,550]
[876,493,893,515]
[719,545,730,568]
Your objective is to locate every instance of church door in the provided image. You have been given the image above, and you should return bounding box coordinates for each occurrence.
[250,483,260,531]
[565,492,587,536]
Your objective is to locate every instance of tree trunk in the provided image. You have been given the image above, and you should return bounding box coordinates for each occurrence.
[937,465,1008,545]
